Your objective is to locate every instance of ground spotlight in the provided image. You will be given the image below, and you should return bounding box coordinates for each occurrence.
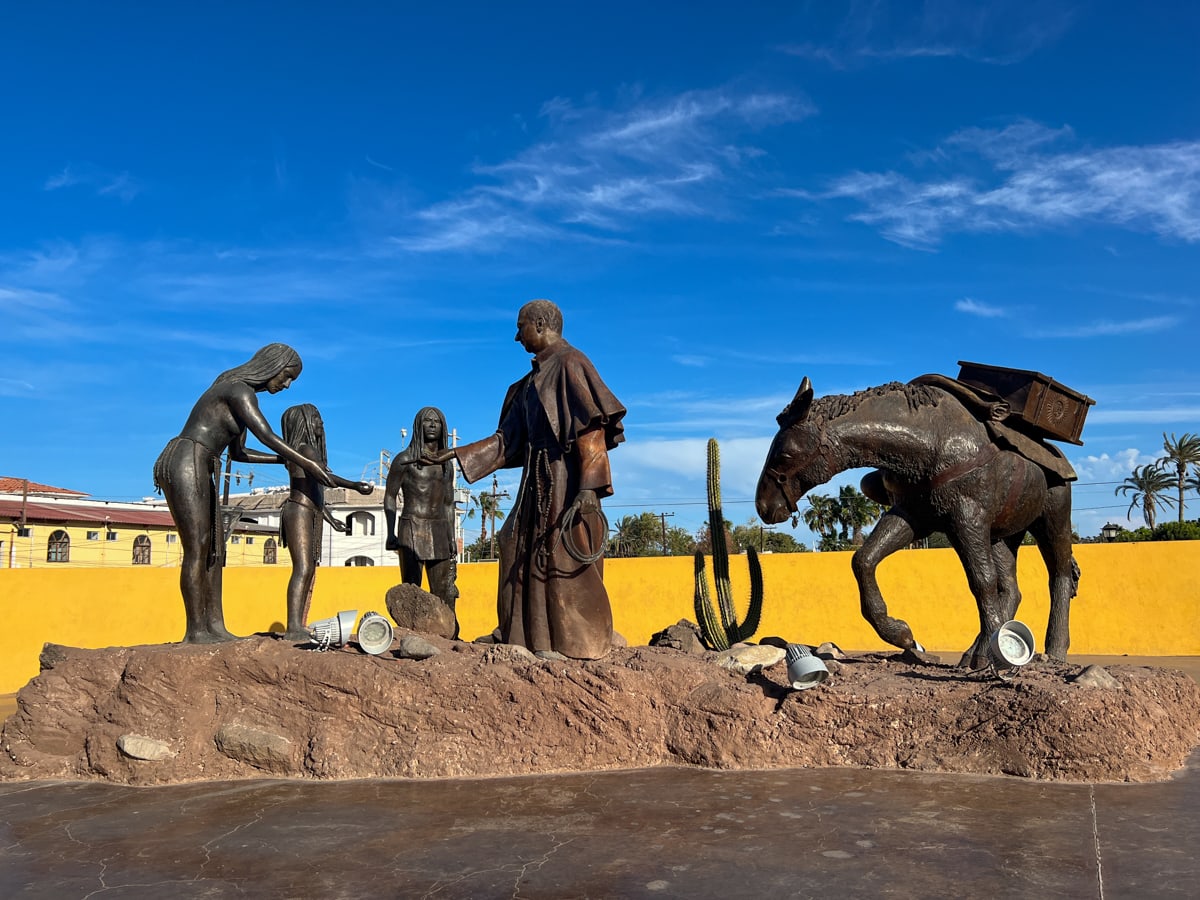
[785,643,829,690]
[309,610,359,650]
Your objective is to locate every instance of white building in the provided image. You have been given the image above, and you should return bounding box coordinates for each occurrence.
[227,482,471,568]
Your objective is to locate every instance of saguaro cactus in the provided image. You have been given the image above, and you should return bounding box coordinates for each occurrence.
[694,438,764,650]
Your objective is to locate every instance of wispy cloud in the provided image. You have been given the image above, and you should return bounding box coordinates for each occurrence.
[44,164,142,202]
[808,121,1200,247]
[780,0,1074,69]
[391,87,815,252]
[1032,316,1182,339]
[955,297,1006,317]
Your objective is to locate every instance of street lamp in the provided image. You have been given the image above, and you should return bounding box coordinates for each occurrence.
[1100,522,1121,543]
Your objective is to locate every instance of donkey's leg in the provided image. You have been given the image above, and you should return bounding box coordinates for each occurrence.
[947,513,1004,669]
[851,510,921,650]
[992,534,1025,622]
[1029,482,1076,660]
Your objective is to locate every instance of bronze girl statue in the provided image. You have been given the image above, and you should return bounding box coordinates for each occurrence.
[279,403,373,640]
[154,343,334,644]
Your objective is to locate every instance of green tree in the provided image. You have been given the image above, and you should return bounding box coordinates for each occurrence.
[801,494,840,547]
[695,518,736,555]
[1115,464,1175,530]
[835,484,884,546]
[1152,520,1200,541]
[465,490,506,558]
[608,513,661,558]
[1156,432,1200,524]
[462,534,492,561]
[663,524,698,556]
[730,519,809,553]
[607,512,697,557]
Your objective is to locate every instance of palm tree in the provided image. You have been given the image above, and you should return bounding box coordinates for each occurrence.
[1115,464,1175,529]
[465,490,506,558]
[802,494,840,544]
[1156,432,1200,524]
[608,514,656,558]
[1186,469,1200,513]
[835,484,884,546]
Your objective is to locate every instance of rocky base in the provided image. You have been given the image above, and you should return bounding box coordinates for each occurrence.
[2,636,1198,786]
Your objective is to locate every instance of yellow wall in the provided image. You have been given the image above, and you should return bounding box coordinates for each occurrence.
[0,542,1196,694]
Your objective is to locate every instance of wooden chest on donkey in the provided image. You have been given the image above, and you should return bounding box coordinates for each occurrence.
[956,360,1096,445]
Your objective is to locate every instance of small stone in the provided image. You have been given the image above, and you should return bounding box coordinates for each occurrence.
[117,734,175,761]
[535,649,569,662]
[214,724,293,774]
[715,644,786,676]
[397,635,440,660]
[1070,665,1123,690]
[648,620,706,655]
[610,631,628,650]
[486,643,538,664]
[816,642,846,660]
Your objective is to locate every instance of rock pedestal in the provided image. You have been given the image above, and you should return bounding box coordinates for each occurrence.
[2,638,1198,786]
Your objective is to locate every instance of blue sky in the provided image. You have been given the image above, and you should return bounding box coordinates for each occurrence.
[2,1,1198,545]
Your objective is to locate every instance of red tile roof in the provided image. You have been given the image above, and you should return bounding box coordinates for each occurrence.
[0,499,175,528]
[0,477,87,497]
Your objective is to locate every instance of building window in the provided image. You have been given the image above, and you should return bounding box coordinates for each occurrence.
[231,535,240,544]
[87,530,100,541]
[132,535,151,565]
[345,555,374,567]
[166,533,177,544]
[47,530,70,563]
[347,511,376,537]
[106,531,118,541]
[263,538,277,565]
[245,536,255,545]
[17,526,32,538]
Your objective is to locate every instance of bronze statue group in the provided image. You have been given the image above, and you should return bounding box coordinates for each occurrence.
[155,299,627,660]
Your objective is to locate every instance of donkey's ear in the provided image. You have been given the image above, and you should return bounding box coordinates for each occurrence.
[777,377,814,427]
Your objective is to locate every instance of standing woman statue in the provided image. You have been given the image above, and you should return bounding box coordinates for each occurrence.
[384,406,460,629]
[279,403,373,641]
[153,343,334,644]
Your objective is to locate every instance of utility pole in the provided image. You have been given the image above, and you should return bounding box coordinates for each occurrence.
[488,473,509,560]
[658,511,675,556]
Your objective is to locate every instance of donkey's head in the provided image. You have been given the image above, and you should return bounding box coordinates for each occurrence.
[756,377,831,524]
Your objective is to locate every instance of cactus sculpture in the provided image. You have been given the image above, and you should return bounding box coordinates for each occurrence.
[694,438,764,650]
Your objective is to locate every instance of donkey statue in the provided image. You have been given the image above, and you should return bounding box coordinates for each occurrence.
[756,377,1079,669]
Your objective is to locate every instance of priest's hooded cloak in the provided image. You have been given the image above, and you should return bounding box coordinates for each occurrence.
[456,340,626,659]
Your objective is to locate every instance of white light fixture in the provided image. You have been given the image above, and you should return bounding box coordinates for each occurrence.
[309,609,359,650]
[785,643,829,690]
[356,611,394,656]
[988,620,1035,672]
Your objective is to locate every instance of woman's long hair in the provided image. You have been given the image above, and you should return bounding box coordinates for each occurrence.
[280,404,327,466]
[213,343,302,389]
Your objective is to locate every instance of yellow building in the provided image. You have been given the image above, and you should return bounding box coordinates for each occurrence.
[0,477,280,569]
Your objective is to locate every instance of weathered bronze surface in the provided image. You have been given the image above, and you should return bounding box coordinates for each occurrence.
[279,404,373,641]
[384,407,460,630]
[756,376,1080,669]
[425,300,626,659]
[153,344,335,644]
